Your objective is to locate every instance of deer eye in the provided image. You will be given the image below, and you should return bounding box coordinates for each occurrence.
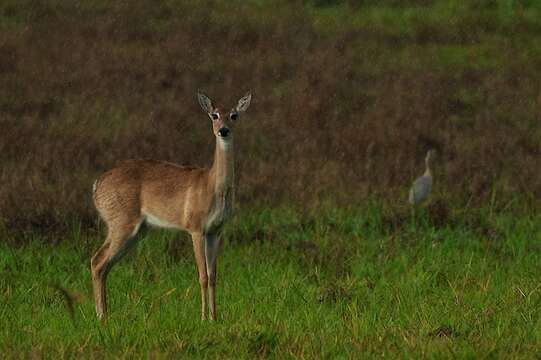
[230,113,238,120]
[211,113,219,120]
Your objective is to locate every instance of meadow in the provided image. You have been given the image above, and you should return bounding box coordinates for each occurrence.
[1,0,540,358]
[2,207,541,358]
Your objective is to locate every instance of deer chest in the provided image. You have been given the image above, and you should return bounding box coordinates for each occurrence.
[204,187,233,233]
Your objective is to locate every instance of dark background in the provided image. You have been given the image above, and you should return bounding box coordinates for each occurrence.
[0,0,539,235]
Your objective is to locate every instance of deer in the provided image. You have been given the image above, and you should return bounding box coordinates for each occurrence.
[90,91,252,321]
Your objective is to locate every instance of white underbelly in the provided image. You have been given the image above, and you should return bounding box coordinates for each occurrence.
[144,212,182,230]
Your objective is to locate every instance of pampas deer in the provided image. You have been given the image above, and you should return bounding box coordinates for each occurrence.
[91,91,252,321]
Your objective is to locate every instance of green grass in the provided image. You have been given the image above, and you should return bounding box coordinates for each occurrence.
[1,207,541,357]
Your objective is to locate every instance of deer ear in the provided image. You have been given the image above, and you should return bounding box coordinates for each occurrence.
[197,92,214,113]
[235,92,252,112]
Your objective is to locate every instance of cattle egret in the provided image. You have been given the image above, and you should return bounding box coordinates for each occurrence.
[409,150,435,205]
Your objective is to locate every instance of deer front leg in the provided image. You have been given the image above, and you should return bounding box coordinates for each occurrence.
[192,232,208,320]
[205,233,222,321]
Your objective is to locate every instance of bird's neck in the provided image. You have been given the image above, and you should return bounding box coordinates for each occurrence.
[424,158,433,177]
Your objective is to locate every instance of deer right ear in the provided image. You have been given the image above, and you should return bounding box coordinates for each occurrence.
[197,92,214,113]
[235,92,252,113]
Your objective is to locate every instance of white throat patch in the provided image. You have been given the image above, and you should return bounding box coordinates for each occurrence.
[218,137,232,149]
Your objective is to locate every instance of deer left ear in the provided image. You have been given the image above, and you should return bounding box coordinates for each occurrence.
[197,92,214,113]
[235,92,252,113]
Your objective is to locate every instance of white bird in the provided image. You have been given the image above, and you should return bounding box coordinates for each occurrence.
[409,150,435,205]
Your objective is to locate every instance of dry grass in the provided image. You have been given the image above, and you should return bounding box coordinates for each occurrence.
[0,1,539,236]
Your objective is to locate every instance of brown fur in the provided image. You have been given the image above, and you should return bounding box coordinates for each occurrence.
[90,92,251,321]
[94,160,212,231]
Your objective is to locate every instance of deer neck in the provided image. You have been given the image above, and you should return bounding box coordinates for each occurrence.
[209,137,234,194]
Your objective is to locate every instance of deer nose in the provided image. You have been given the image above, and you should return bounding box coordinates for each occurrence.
[218,127,230,138]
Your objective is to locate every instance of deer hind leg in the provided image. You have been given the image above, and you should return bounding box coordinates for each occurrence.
[91,218,143,319]
[191,232,208,320]
[205,233,222,321]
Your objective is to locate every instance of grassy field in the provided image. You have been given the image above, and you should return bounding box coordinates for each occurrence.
[1,1,540,358]
[2,207,541,357]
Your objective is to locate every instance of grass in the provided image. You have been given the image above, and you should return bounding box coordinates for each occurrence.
[2,206,541,357]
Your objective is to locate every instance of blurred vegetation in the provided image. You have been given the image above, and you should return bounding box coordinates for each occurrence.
[0,0,539,236]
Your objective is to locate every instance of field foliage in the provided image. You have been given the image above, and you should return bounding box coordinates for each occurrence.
[2,208,541,357]
[0,0,539,235]
[1,1,540,357]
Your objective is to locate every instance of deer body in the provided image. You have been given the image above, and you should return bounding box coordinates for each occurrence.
[94,159,230,233]
[91,92,251,321]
